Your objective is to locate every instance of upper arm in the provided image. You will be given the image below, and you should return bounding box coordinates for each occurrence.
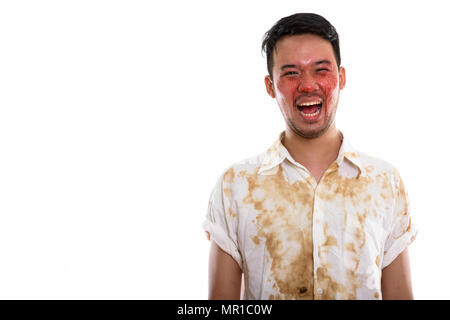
[381,248,414,300]
[208,240,242,300]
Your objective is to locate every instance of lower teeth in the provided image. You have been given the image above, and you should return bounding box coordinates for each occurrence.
[300,108,321,117]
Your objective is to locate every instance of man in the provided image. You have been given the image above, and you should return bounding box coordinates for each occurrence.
[203,13,417,300]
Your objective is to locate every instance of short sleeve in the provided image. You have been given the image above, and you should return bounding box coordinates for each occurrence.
[382,170,418,269]
[202,173,242,269]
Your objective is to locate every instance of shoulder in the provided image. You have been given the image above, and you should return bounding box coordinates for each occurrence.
[358,152,401,177]
[357,152,405,194]
[207,153,265,214]
[217,152,266,185]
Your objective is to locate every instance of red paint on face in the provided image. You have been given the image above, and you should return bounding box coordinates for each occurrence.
[267,34,345,139]
[279,64,337,121]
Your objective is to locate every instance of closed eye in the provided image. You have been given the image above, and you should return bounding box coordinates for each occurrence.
[283,71,298,76]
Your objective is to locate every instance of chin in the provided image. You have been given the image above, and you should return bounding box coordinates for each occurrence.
[289,121,331,140]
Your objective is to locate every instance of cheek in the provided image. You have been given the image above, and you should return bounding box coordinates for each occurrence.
[275,79,299,100]
[319,76,339,103]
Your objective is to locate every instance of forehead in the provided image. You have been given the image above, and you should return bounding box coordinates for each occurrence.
[273,34,336,68]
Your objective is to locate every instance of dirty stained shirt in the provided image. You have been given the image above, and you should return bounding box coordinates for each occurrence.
[203,131,417,300]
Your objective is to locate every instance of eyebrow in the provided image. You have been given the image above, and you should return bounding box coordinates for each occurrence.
[314,59,332,66]
[280,60,332,71]
[280,64,297,71]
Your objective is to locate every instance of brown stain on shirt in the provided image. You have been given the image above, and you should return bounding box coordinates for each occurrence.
[340,208,367,297]
[405,216,412,233]
[345,269,363,300]
[223,168,237,216]
[228,207,237,218]
[223,167,235,183]
[223,188,232,198]
[398,177,406,205]
[205,133,416,300]
[246,162,371,299]
[316,266,346,299]
[323,235,338,247]
[345,242,357,254]
[243,165,314,299]
[325,170,372,200]
[322,222,338,248]
[320,170,372,299]
[251,235,261,245]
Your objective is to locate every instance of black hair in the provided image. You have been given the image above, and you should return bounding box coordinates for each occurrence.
[261,13,341,79]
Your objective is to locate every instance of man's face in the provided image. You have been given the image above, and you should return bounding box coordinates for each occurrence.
[265,34,346,139]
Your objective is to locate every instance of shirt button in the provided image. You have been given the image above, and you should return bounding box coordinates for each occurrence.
[317,288,323,295]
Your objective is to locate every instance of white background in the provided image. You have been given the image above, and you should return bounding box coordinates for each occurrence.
[0,0,447,299]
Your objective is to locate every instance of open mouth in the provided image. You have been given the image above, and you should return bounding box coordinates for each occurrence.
[296,101,322,118]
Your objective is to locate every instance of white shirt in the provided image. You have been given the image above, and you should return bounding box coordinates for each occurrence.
[203,131,417,300]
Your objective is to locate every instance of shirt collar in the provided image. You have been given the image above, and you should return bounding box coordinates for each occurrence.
[258,131,364,177]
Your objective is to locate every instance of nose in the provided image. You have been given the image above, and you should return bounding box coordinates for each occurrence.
[297,74,319,93]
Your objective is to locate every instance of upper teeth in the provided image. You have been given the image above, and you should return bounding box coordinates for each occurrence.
[298,101,321,106]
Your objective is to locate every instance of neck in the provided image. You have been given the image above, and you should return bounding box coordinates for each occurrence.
[282,125,342,168]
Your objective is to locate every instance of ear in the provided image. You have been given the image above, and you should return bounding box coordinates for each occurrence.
[339,66,346,90]
[264,75,276,98]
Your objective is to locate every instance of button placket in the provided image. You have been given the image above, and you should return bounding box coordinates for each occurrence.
[312,172,333,300]
[312,178,324,299]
